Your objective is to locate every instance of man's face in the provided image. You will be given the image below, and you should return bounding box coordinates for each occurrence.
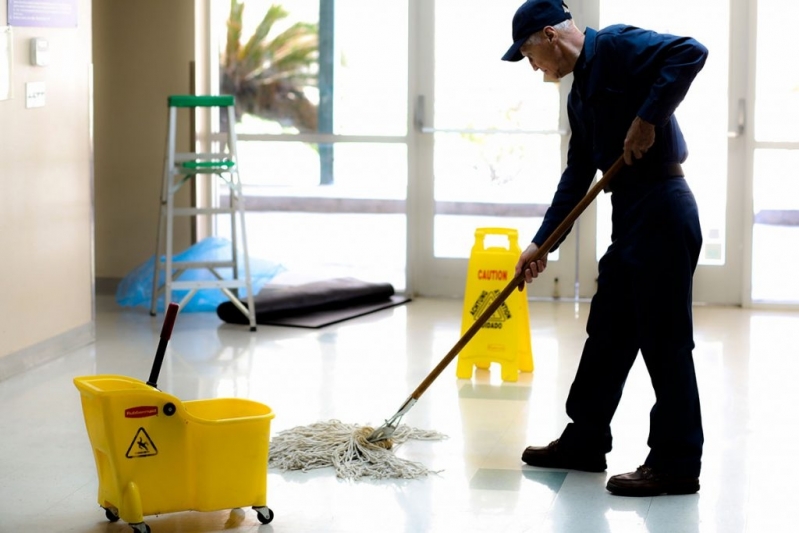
[521,29,564,80]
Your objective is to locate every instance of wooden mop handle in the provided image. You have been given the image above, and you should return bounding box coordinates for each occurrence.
[409,156,626,401]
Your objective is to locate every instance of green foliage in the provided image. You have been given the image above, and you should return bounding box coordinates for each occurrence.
[221,1,319,132]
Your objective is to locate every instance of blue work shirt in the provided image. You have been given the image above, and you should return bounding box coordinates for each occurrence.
[533,25,708,250]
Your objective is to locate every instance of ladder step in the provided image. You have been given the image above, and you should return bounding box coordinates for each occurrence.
[170,280,250,290]
[175,152,231,162]
[168,94,234,108]
[155,260,236,269]
[171,207,240,216]
[181,159,235,170]
[171,168,238,177]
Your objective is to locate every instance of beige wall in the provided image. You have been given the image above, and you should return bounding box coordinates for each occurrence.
[0,1,93,360]
[0,0,196,373]
[93,0,195,281]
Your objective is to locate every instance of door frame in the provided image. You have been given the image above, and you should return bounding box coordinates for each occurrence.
[688,0,749,306]
[741,0,799,309]
[405,0,752,305]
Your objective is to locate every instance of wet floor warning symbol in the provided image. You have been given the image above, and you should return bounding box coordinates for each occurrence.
[469,290,511,329]
[126,427,158,459]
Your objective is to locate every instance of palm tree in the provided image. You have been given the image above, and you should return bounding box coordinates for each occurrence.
[221,1,319,132]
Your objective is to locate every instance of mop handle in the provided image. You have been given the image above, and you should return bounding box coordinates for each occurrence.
[408,156,627,401]
[147,302,180,388]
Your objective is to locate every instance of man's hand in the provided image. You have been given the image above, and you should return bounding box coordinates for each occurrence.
[515,242,548,291]
[623,116,656,165]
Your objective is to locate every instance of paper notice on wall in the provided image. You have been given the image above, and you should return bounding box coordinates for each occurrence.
[0,27,11,101]
[8,0,78,28]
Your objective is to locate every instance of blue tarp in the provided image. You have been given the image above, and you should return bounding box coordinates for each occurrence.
[116,237,286,312]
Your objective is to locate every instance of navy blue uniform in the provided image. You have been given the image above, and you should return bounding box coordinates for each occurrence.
[532,26,708,477]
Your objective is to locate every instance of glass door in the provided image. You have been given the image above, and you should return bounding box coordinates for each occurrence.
[196,0,769,304]
[202,0,410,291]
[597,0,740,304]
[410,0,585,299]
[748,0,799,305]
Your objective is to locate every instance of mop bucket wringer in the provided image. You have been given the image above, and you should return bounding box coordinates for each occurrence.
[73,304,275,533]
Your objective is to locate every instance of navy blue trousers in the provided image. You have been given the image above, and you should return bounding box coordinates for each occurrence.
[559,177,704,477]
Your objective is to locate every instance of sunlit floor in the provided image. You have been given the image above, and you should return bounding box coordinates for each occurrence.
[2,295,799,533]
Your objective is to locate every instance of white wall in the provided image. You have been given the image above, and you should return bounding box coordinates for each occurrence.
[0,0,94,368]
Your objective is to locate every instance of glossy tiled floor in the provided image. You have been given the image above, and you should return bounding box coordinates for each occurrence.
[2,295,799,533]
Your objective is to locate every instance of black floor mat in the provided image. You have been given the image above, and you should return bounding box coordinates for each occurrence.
[252,294,411,328]
[217,277,411,328]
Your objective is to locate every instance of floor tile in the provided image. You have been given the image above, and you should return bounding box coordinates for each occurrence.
[1,296,798,532]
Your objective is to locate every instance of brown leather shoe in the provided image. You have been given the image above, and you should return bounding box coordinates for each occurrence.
[521,439,607,472]
[606,466,700,496]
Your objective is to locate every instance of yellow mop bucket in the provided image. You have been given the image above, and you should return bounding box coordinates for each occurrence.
[74,304,275,533]
[456,227,533,382]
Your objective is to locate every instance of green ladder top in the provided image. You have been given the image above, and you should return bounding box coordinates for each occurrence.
[181,159,235,170]
[168,95,235,108]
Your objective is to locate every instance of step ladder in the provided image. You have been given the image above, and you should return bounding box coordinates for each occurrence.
[150,95,257,331]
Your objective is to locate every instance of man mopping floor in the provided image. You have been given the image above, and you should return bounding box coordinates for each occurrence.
[502,0,707,497]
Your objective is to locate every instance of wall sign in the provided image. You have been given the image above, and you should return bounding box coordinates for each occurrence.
[8,0,78,28]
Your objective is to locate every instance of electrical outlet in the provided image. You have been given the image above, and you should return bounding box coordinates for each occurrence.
[25,81,45,108]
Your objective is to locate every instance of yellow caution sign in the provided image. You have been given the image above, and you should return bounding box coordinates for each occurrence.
[456,228,534,382]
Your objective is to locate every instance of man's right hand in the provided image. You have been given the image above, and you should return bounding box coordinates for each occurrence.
[515,242,548,291]
[623,116,656,165]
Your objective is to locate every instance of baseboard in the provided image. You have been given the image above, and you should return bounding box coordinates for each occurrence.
[95,277,122,295]
[0,322,95,382]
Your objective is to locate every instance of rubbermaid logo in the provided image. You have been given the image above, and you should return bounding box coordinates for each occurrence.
[125,406,158,418]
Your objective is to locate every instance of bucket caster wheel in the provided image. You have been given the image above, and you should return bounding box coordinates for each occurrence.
[102,506,119,522]
[130,522,151,533]
[254,506,274,524]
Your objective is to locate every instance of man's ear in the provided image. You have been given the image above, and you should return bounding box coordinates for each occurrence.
[544,26,557,44]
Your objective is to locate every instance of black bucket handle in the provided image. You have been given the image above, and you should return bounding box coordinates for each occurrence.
[147,302,180,389]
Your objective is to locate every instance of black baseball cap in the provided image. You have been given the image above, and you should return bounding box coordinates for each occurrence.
[501,0,572,62]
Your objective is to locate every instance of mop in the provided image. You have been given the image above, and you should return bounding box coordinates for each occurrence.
[268,156,627,480]
[269,421,446,480]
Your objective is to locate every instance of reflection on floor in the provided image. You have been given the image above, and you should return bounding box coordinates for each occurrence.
[1,296,798,533]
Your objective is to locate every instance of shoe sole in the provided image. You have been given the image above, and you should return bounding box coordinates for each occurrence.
[606,481,700,497]
[521,455,606,473]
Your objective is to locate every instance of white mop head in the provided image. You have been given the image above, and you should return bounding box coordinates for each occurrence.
[268,419,447,480]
